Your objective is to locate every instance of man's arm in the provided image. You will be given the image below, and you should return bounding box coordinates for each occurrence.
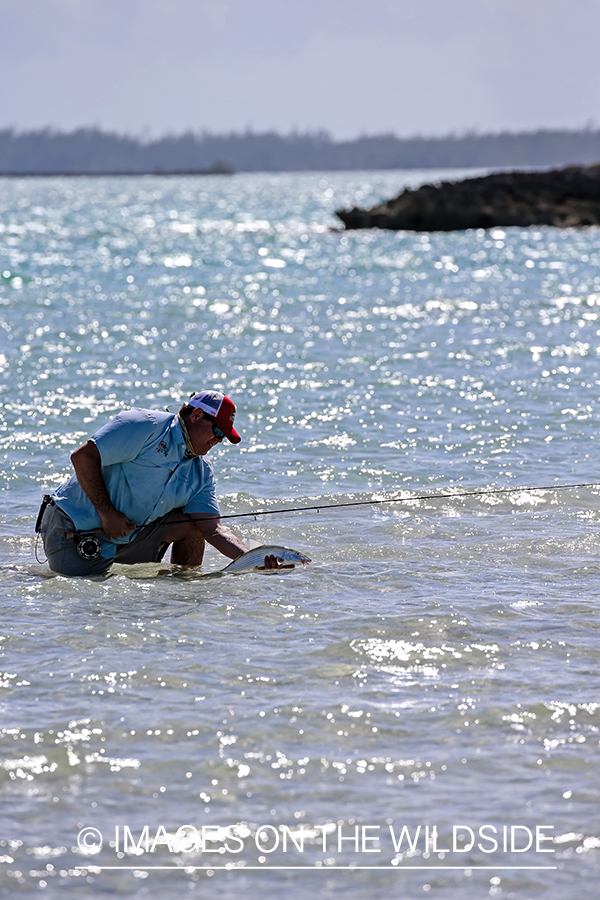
[190,515,247,559]
[190,517,293,569]
[71,441,135,539]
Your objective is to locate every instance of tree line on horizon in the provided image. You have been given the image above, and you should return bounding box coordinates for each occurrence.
[1,126,600,174]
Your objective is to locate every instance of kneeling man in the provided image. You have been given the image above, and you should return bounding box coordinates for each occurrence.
[39,390,268,576]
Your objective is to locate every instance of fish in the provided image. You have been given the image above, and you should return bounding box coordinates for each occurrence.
[220,545,311,575]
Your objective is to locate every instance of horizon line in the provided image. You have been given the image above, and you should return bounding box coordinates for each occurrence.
[1,124,599,144]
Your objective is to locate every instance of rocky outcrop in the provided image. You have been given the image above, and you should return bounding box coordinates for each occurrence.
[335,164,600,231]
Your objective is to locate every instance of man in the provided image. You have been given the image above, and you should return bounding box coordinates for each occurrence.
[38,390,279,577]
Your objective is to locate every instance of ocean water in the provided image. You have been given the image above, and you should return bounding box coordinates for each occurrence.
[1,170,599,899]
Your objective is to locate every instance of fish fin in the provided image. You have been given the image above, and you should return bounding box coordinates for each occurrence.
[245,539,265,550]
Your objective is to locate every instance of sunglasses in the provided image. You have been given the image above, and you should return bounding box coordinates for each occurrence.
[205,414,226,440]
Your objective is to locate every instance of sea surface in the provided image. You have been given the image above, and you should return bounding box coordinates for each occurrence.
[1,170,599,899]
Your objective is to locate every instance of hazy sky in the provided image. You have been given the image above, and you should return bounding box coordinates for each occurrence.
[2,0,599,138]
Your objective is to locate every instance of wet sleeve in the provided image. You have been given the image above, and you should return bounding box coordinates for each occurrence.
[91,410,158,467]
[183,459,221,517]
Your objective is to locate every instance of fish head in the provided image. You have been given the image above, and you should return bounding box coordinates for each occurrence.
[277,549,311,565]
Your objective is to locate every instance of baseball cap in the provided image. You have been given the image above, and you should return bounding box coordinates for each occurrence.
[187,390,241,444]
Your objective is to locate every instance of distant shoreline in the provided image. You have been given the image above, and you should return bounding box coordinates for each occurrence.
[0,166,234,177]
[2,126,600,174]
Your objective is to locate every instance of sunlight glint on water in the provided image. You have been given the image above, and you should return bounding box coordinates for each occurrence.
[0,172,599,898]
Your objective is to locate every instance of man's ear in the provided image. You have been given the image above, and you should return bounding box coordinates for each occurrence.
[190,407,204,423]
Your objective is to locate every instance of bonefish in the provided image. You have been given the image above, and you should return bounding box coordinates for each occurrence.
[220,545,311,575]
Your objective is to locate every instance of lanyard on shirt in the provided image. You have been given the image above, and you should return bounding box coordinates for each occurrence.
[178,413,197,459]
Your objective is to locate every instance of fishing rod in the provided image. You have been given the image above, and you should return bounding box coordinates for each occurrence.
[63,479,600,539]
[168,479,600,522]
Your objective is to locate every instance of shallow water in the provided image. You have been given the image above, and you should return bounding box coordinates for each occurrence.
[1,171,599,898]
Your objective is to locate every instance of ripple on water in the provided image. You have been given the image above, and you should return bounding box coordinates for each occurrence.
[2,175,600,898]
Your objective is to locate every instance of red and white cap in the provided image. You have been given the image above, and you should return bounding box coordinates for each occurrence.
[187,390,241,444]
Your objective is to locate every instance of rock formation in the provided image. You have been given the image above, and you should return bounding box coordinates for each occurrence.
[335,164,600,231]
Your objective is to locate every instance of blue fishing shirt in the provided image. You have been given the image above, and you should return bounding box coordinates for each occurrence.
[52,408,220,558]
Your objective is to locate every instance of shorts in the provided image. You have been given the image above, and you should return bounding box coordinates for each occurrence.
[39,501,178,577]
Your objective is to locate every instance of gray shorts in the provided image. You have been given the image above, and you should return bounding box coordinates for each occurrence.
[40,502,177,577]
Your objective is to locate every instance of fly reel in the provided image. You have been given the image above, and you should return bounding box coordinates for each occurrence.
[74,532,103,560]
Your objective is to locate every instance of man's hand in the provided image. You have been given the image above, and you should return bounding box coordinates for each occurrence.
[71,441,135,539]
[261,554,295,570]
[99,509,136,540]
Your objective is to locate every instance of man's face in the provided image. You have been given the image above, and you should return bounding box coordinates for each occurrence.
[186,408,224,456]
